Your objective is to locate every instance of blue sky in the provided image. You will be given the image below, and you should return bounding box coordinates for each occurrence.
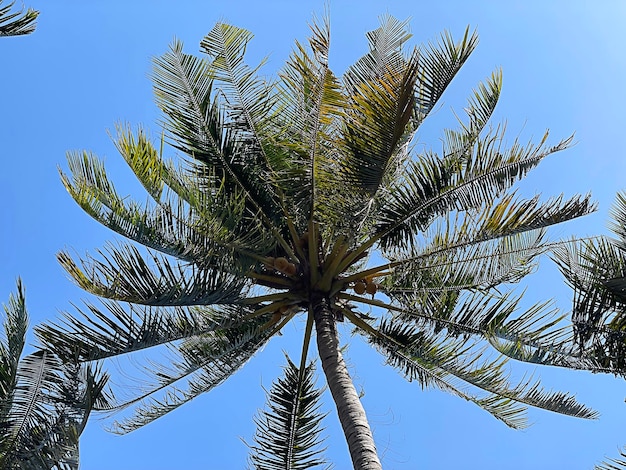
[2,1,626,468]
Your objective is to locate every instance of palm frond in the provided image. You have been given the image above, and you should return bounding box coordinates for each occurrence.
[108,316,274,433]
[596,449,626,470]
[248,356,328,470]
[200,22,276,164]
[37,301,255,363]
[276,13,345,224]
[367,320,596,428]
[375,130,586,250]
[339,15,419,197]
[413,27,478,125]
[57,243,245,307]
[0,1,37,37]
[0,279,27,401]
[62,150,272,265]
[152,39,286,239]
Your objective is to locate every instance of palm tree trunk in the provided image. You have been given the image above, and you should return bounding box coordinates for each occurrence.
[311,293,382,470]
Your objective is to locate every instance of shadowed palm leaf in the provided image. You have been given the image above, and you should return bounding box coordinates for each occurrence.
[0,281,109,470]
[39,15,598,469]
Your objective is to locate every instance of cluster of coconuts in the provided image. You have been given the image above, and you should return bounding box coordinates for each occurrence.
[272,305,290,322]
[265,256,297,276]
[353,277,378,295]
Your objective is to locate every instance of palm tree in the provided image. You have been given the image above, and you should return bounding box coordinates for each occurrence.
[0,1,38,37]
[552,192,626,470]
[553,192,626,374]
[247,356,328,470]
[38,15,601,468]
[0,280,109,469]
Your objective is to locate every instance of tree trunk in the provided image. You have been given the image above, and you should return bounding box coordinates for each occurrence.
[311,293,382,470]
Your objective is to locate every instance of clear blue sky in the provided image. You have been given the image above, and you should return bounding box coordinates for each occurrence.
[2,1,626,468]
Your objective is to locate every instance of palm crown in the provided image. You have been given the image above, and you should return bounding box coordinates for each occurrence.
[38,15,599,468]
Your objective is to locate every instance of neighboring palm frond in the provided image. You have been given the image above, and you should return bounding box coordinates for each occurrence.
[596,449,626,470]
[0,1,37,37]
[0,281,109,470]
[248,356,328,470]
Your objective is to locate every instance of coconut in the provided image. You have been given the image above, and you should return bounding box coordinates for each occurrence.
[285,263,297,276]
[354,281,366,295]
[273,257,290,272]
[365,282,378,295]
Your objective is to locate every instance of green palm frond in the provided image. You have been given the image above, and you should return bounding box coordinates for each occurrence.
[248,356,328,470]
[57,243,246,307]
[276,13,345,224]
[386,229,548,295]
[200,22,276,159]
[596,449,626,470]
[0,1,37,37]
[414,27,478,124]
[0,279,27,401]
[374,131,587,250]
[36,301,255,362]
[367,320,596,429]
[340,16,419,197]
[0,283,109,470]
[442,70,502,163]
[152,39,286,239]
[108,316,275,434]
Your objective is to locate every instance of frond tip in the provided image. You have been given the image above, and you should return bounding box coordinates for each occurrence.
[0,1,38,37]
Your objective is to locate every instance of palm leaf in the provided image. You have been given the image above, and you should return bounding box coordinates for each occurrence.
[57,243,245,307]
[0,1,37,37]
[596,449,626,470]
[367,320,597,428]
[248,356,328,470]
[36,301,255,362]
[108,316,275,433]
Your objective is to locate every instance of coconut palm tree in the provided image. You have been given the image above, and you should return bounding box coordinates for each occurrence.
[247,356,328,470]
[552,192,626,470]
[38,15,602,468]
[553,192,626,374]
[0,280,108,469]
[0,1,38,37]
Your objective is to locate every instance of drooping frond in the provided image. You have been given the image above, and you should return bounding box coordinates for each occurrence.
[248,356,328,470]
[62,147,273,266]
[386,229,548,296]
[107,315,275,434]
[364,320,596,429]
[0,1,37,37]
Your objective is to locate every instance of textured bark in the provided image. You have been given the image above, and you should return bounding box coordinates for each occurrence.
[312,294,382,470]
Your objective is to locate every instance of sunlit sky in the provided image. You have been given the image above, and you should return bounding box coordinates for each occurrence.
[3,1,626,468]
